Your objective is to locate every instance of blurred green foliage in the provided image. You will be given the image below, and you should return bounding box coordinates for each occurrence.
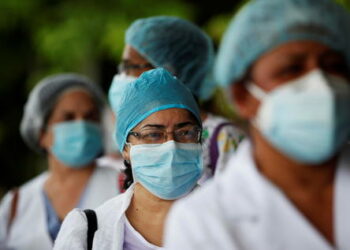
[336,0,350,9]
[0,0,348,197]
[0,0,243,197]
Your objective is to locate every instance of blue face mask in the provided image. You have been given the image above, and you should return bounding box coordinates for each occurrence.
[247,69,350,164]
[51,121,103,168]
[108,73,138,111]
[130,141,203,200]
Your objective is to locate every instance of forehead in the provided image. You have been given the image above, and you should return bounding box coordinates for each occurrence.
[134,108,196,129]
[53,89,97,110]
[254,41,342,65]
[122,44,150,63]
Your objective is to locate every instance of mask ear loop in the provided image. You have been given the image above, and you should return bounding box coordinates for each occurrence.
[245,82,268,130]
[245,81,268,101]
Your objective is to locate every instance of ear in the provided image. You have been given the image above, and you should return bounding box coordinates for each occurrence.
[231,81,260,119]
[39,129,50,151]
[122,146,130,162]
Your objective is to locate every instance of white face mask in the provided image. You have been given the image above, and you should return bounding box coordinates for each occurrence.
[246,69,350,164]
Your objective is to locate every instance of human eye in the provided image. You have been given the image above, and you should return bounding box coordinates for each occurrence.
[61,112,75,121]
[84,110,99,122]
[322,54,349,79]
[276,63,304,79]
[142,131,164,143]
[175,127,199,142]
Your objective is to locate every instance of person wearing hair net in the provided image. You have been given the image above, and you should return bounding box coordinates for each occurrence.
[0,74,120,250]
[164,0,350,249]
[54,68,203,250]
[109,16,243,191]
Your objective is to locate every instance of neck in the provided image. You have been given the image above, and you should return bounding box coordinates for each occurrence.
[45,154,95,186]
[250,127,337,193]
[125,183,174,246]
[129,183,173,215]
[43,155,95,219]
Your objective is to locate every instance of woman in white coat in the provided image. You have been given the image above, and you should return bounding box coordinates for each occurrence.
[54,68,203,250]
[0,74,119,250]
[164,0,350,249]
[109,16,243,189]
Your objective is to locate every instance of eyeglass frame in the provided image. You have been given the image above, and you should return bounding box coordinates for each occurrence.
[126,125,202,145]
[118,62,154,74]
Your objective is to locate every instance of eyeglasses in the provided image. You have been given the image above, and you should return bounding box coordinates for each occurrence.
[118,62,154,74]
[128,125,202,144]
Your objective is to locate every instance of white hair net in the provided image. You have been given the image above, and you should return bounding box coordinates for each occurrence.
[20,73,106,153]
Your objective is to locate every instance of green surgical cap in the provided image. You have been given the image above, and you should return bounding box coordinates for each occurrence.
[112,68,201,151]
[215,0,350,87]
[126,16,215,101]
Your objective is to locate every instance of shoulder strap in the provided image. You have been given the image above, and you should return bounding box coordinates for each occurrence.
[83,209,98,250]
[6,188,19,236]
[209,122,234,174]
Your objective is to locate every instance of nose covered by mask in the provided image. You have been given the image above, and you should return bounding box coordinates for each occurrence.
[130,140,203,200]
[247,69,350,164]
[51,120,103,168]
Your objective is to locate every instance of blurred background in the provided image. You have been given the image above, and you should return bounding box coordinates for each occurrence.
[0,0,349,198]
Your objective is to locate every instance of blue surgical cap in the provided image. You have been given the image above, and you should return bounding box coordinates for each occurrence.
[112,68,201,151]
[20,73,106,154]
[126,16,215,101]
[215,0,350,87]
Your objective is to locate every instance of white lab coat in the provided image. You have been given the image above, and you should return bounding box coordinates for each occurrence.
[0,166,119,250]
[53,183,136,250]
[164,140,350,250]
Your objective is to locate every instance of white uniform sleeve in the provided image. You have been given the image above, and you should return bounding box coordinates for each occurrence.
[164,185,241,250]
[53,209,88,250]
[214,125,244,175]
[164,200,200,250]
[0,192,12,248]
[164,197,234,250]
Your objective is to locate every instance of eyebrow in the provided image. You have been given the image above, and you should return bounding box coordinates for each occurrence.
[277,53,306,63]
[121,59,131,64]
[140,124,165,130]
[174,122,196,129]
[140,121,196,130]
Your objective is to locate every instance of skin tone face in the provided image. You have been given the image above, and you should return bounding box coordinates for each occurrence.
[121,45,154,77]
[123,108,198,246]
[121,44,208,120]
[232,41,349,120]
[39,89,100,220]
[231,41,350,245]
[40,89,100,156]
[123,108,198,161]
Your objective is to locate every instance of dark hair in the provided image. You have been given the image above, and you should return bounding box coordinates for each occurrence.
[123,160,134,190]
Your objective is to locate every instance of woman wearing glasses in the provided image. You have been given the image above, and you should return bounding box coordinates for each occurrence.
[109,16,244,189]
[54,68,203,250]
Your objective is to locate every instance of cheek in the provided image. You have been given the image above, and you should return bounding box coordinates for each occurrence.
[40,129,54,151]
[122,148,131,162]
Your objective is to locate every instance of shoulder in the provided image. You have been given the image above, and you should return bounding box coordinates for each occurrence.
[164,165,259,250]
[164,180,229,249]
[20,172,48,192]
[94,186,133,227]
[54,209,88,250]
[0,172,48,214]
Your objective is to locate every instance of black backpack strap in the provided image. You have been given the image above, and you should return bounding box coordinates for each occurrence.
[83,209,98,250]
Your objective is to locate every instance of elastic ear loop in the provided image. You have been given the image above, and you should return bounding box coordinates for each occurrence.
[245,81,268,100]
[245,82,268,129]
